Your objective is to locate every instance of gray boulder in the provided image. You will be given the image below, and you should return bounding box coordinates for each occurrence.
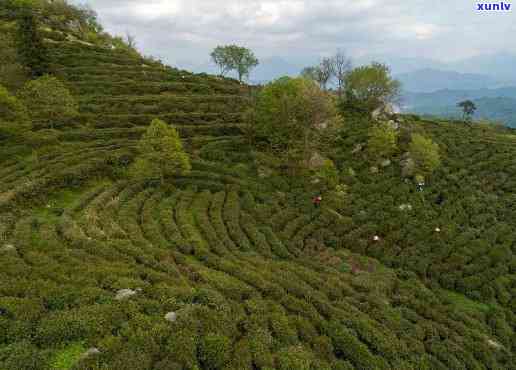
[370,166,379,174]
[115,289,137,301]
[165,312,177,323]
[399,204,413,211]
[400,153,415,178]
[80,347,100,360]
[352,143,365,154]
[0,244,16,253]
[380,159,392,168]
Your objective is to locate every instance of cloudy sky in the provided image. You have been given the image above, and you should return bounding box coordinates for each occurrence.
[69,0,516,74]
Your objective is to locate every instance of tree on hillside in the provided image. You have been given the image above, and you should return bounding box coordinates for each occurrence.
[317,58,334,91]
[409,133,441,178]
[18,75,78,129]
[367,123,398,159]
[0,25,29,90]
[300,58,334,91]
[457,100,476,123]
[0,84,29,136]
[255,77,342,170]
[330,51,352,97]
[300,66,319,82]
[131,119,191,184]
[16,7,48,77]
[344,62,401,112]
[210,45,259,82]
[210,46,234,77]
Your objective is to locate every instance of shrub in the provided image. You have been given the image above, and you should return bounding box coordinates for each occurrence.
[199,333,231,369]
[130,119,191,183]
[0,84,29,135]
[18,75,78,129]
[367,122,398,159]
[409,133,441,177]
[276,345,313,370]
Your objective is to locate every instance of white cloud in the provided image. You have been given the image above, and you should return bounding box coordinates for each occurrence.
[69,0,516,70]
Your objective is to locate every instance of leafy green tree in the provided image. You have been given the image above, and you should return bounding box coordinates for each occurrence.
[199,333,231,369]
[210,45,258,82]
[409,133,441,177]
[131,119,191,183]
[314,159,340,190]
[16,7,48,77]
[367,122,398,159]
[344,62,401,112]
[457,100,476,123]
[0,84,29,136]
[0,23,29,90]
[301,58,334,91]
[330,50,353,97]
[255,77,342,169]
[18,75,78,129]
[210,46,234,77]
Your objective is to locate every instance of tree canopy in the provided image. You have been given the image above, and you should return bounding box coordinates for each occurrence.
[255,77,342,168]
[344,62,401,112]
[210,45,258,82]
[18,75,78,129]
[367,123,398,159]
[409,133,441,177]
[0,84,29,135]
[131,119,191,183]
[457,100,477,122]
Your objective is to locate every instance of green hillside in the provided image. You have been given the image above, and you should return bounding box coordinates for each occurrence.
[0,2,515,370]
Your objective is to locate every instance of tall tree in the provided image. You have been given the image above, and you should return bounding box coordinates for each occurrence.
[316,58,333,91]
[255,77,342,169]
[210,45,259,82]
[16,7,48,77]
[409,134,441,177]
[0,84,29,136]
[210,46,235,77]
[330,50,352,97]
[367,122,398,159]
[457,100,476,123]
[301,58,335,91]
[344,62,401,112]
[18,75,78,129]
[131,119,191,184]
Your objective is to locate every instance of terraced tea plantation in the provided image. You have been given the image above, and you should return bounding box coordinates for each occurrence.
[0,4,515,370]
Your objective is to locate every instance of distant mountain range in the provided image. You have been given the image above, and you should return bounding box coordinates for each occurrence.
[402,87,516,128]
[396,69,502,93]
[176,52,516,128]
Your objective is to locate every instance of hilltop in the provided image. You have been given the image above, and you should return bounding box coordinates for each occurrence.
[0,2,515,369]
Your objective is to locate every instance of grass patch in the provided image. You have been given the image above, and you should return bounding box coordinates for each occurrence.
[50,342,86,370]
[439,290,491,314]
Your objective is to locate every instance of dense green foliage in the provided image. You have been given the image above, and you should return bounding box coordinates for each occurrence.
[408,133,441,177]
[0,2,514,369]
[344,62,401,112]
[16,6,49,77]
[367,123,398,160]
[18,74,78,128]
[255,77,341,167]
[131,119,191,183]
[0,84,29,135]
[210,45,259,82]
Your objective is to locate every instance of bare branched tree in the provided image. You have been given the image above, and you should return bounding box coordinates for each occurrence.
[125,32,137,49]
[317,57,334,91]
[331,50,352,97]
